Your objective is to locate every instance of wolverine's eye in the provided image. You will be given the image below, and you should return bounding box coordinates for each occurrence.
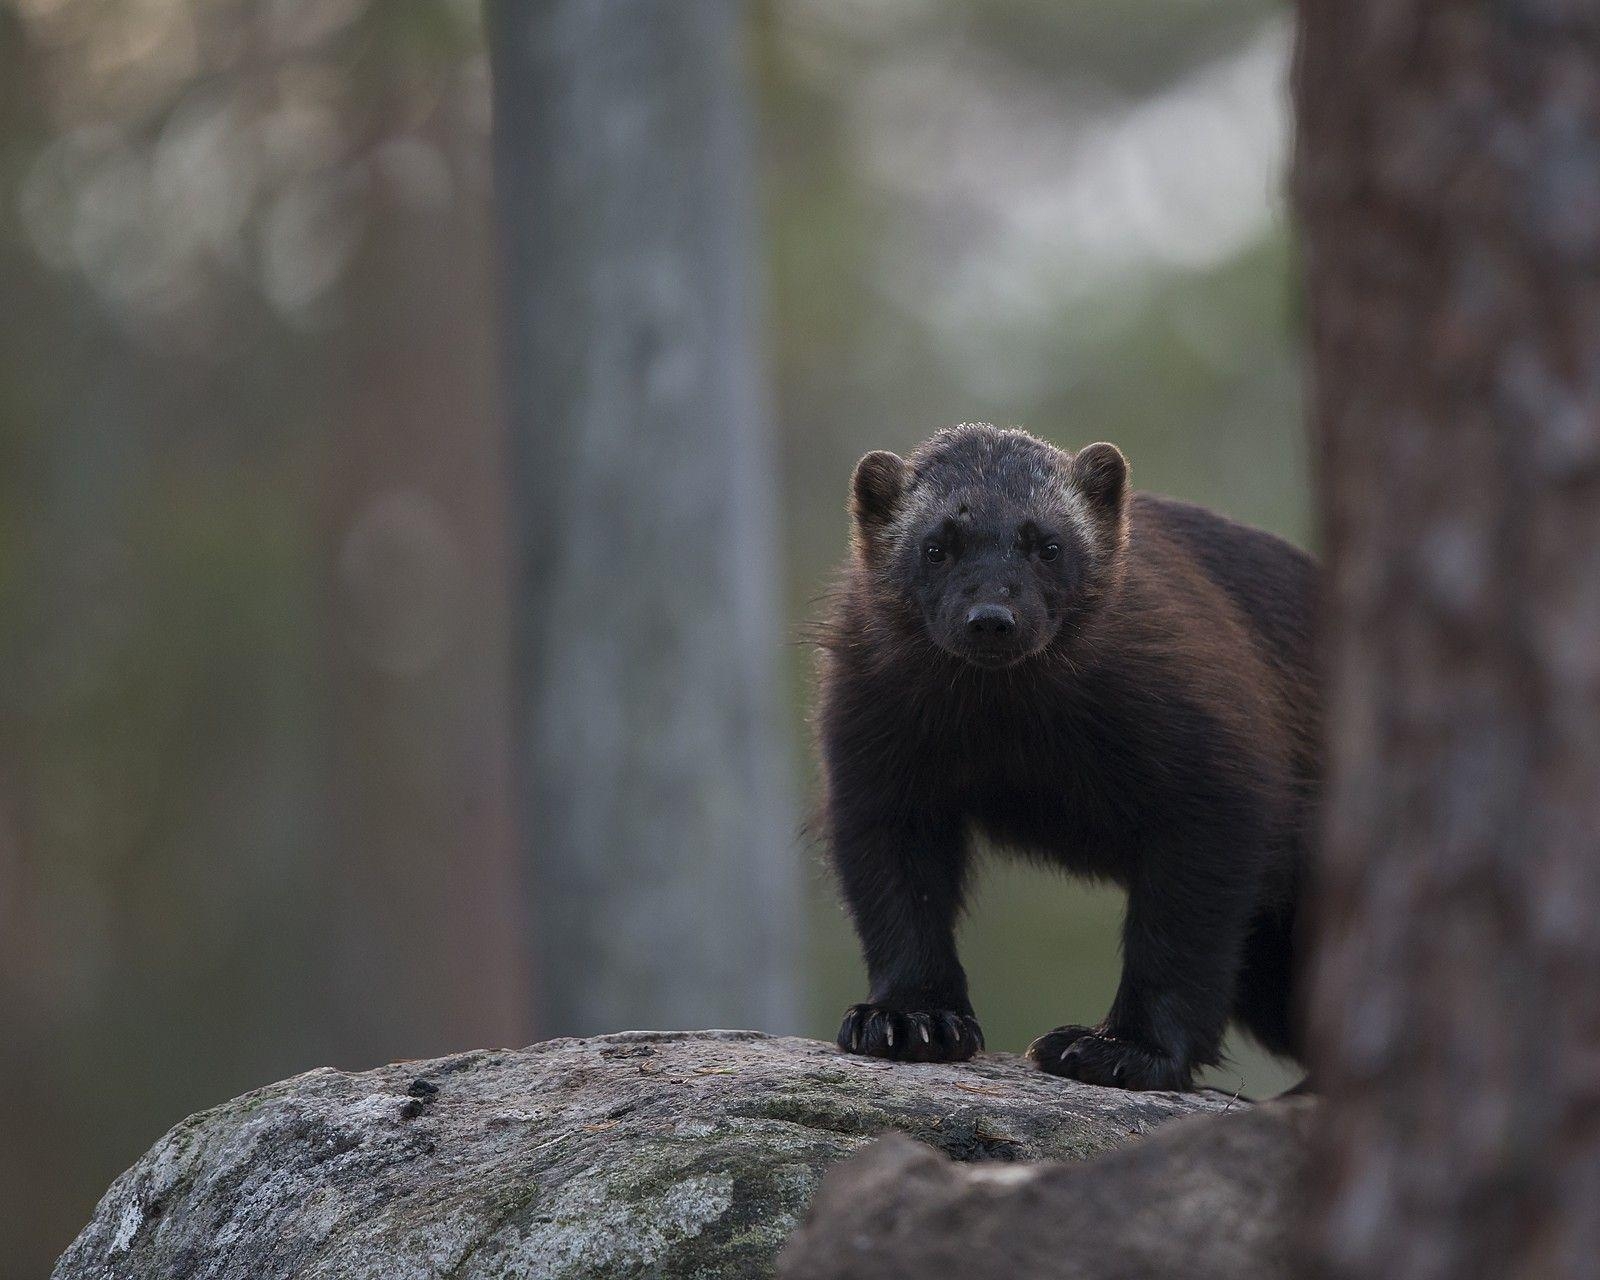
[1039,542,1061,562]
[924,544,947,565]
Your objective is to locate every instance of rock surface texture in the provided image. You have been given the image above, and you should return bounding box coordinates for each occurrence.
[780,1097,1314,1280]
[53,1030,1240,1280]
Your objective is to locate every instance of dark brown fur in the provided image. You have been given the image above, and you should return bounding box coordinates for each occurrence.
[814,424,1319,1089]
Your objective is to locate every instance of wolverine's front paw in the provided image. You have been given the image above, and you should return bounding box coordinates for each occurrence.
[837,1003,984,1063]
[1026,1025,1192,1091]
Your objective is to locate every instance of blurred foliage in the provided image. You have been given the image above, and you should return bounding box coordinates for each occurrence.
[1,0,1303,1273]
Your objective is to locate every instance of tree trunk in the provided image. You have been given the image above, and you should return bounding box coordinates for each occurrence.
[488,0,798,1036]
[1296,4,1600,1277]
[319,116,529,1061]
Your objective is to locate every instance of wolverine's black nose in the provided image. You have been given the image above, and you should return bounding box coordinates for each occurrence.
[965,604,1017,638]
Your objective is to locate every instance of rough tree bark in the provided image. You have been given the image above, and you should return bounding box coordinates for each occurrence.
[487,2,798,1036]
[1296,4,1600,1277]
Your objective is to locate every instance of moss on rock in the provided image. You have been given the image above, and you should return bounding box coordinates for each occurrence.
[54,1031,1237,1280]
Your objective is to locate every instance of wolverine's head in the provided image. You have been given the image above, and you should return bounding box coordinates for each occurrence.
[849,425,1129,668]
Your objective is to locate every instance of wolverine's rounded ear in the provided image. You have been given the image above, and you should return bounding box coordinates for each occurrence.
[851,450,907,531]
[1071,442,1129,512]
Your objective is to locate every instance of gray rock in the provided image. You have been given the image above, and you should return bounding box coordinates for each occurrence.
[52,1030,1239,1280]
[779,1096,1315,1280]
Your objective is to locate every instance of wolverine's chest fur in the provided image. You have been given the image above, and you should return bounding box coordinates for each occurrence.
[891,654,1266,878]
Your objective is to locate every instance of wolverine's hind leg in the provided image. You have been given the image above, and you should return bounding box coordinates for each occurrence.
[1231,906,1302,1062]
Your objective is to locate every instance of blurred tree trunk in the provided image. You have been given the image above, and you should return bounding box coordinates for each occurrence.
[488,0,799,1035]
[1297,3,1600,1277]
[320,121,529,1060]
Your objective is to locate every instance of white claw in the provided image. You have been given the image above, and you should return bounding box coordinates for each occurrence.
[1060,1049,1072,1062]
[920,1024,931,1044]
[886,1025,895,1047]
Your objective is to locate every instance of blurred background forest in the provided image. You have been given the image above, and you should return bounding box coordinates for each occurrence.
[0,0,1304,1272]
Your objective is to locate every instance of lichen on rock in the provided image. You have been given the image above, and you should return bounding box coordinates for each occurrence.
[53,1030,1239,1280]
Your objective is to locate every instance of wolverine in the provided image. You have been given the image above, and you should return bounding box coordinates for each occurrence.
[815,424,1319,1090]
